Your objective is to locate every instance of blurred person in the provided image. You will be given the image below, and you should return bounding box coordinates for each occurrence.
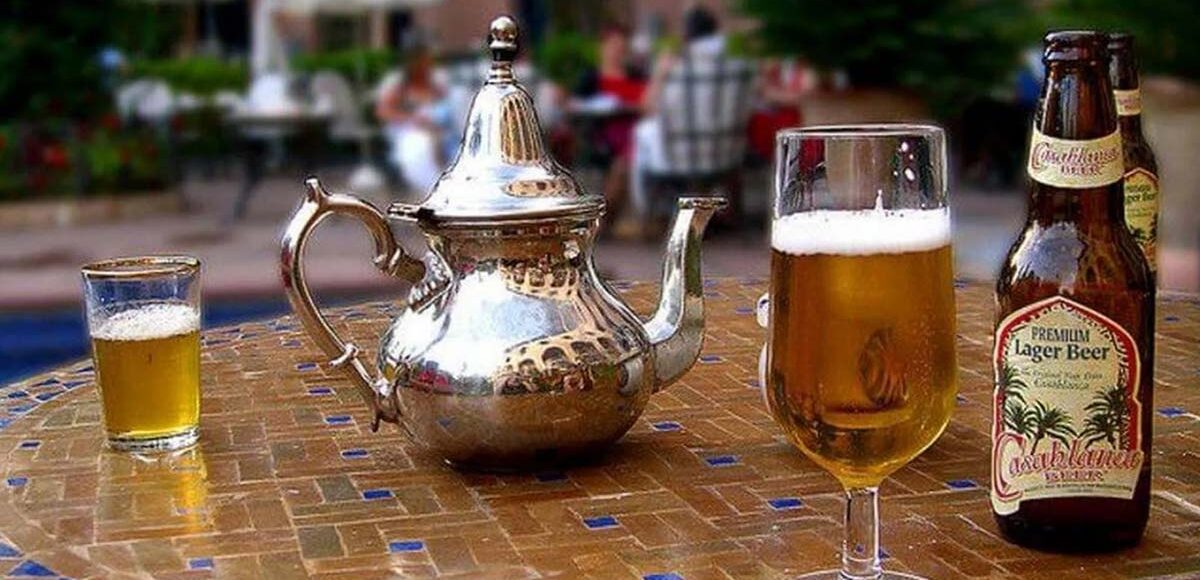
[574,25,648,229]
[628,7,734,235]
[376,48,456,195]
[747,57,815,161]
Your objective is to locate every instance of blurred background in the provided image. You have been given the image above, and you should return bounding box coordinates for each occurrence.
[2,0,1198,383]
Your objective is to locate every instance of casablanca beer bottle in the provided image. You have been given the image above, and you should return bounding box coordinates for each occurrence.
[1109,32,1161,275]
[992,31,1154,552]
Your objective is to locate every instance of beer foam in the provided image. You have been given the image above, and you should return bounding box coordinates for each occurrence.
[92,303,200,341]
[771,208,951,256]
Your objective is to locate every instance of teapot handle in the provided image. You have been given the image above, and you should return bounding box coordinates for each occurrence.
[280,178,425,431]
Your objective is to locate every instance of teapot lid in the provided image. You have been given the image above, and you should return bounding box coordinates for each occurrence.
[402,16,602,225]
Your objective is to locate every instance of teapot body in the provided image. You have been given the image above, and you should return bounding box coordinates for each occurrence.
[379,220,654,468]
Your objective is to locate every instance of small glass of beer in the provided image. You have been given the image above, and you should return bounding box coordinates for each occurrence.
[766,125,956,579]
[82,256,202,452]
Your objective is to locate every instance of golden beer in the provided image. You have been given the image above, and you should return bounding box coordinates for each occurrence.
[767,209,957,488]
[91,303,200,442]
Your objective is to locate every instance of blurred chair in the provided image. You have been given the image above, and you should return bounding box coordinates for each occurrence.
[633,51,757,221]
[310,70,385,193]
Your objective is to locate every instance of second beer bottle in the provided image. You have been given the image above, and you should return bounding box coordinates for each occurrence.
[992,31,1154,551]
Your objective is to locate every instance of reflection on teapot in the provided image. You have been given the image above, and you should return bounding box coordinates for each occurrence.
[281,16,726,470]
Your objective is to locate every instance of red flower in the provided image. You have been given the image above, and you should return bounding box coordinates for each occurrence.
[42,145,69,168]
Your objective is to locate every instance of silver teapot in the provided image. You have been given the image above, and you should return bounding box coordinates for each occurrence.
[280,16,725,469]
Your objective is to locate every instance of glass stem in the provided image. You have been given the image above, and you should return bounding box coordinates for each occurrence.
[841,486,882,580]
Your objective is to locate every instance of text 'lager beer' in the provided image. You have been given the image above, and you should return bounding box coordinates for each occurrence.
[992,31,1154,552]
[1109,33,1160,274]
[769,208,958,488]
[92,303,201,440]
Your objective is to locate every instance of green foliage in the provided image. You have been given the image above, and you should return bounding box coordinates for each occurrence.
[293,49,399,86]
[534,31,598,87]
[130,57,248,97]
[737,0,1035,115]
[1045,0,1200,81]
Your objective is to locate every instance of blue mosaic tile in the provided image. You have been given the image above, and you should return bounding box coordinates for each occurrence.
[698,355,723,364]
[239,332,260,340]
[703,291,721,298]
[583,515,619,529]
[0,419,12,430]
[17,441,39,450]
[33,392,59,402]
[362,489,393,500]
[535,471,567,483]
[704,455,738,467]
[5,477,25,488]
[324,415,352,425]
[341,449,369,459]
[0,542,19,557]
[644,573,684,580]
[223,327,242,334]
[767,497,803,510]
[9,406,32,415]
[188,557,214,570]
[274,324,294,331]
[61,381,87,389]
[31,379,58,387]
[1158,407,1187,418]
[956,394,968,405]
[282,340,302,348]
[652,421,682,432]
[436,417,453,428]
[388,540,424,553]
[746,379,761,388]
[5,392,27,399]
[205,339,228,346]
[703,278,718,287]
[880,547,891,560]
[7,560,56,577]
[296,362,318,371]
[72,365,92,373]
[307,387,334,396]
[1164,315,1180,322]
[946,479,979,490]
[734,306,754,315]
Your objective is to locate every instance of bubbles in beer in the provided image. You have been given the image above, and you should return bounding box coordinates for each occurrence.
[92,303,200,342]
[771,208,951,256]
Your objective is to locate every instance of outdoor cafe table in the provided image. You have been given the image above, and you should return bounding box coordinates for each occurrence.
[0,279,1197,578]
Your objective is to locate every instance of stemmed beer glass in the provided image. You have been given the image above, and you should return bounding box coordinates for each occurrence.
[765,125,957,579]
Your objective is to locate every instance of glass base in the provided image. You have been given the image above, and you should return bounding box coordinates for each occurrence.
[108,426,198,452]
[797,572,924,580]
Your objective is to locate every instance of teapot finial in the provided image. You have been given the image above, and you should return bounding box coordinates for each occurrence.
[488,16,519,84]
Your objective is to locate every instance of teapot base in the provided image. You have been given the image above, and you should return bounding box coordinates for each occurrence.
[439,440,621,473]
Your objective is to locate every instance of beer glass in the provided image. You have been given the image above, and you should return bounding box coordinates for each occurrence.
[766,126,956,579]
[82,256,201,452]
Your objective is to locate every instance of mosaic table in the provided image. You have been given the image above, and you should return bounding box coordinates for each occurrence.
[1,279,1198,579]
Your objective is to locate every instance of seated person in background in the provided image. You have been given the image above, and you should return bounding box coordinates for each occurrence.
[573,25,648,231]
[747,57,814,161]
[376,49,456,195]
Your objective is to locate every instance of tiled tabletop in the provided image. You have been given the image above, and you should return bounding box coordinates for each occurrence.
[0,279,1197,579]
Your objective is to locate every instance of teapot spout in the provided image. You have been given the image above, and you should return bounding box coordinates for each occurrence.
[643,197,727,391]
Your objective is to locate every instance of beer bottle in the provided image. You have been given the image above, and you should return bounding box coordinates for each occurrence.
[992,31,1154,552]
[1109,32,1161,275]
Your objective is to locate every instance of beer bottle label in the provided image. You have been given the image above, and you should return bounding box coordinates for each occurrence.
[1114,89,1142,116]
[1123,168,1160,271]
[1027,129,1124,188]
[991,296,1144,516]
